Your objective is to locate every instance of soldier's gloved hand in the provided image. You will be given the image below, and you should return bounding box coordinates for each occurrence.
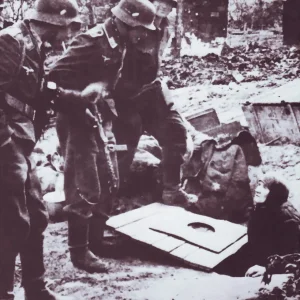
[80,82,109,127]
[81,82,108,103]
[43,81,85,117]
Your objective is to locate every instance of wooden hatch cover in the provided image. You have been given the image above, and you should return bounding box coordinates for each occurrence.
[106,203,248,271]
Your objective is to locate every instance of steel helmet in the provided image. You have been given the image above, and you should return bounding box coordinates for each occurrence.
[151,0,177,8]
[159,0,177,8]
[169,0,177,8]
[111,0,156,30]
[25,0,82,27]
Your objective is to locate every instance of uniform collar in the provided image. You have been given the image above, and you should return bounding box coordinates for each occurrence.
[28,24,43,49]
[103,17,122,50]
[20,20,43,52]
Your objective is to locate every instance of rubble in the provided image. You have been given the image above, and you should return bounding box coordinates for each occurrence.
[255,276,300,300]
[162,45,300,89]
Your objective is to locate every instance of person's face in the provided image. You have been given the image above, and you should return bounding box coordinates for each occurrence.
[128,26,151,50]
[152,0,173,18]
[48,22,81,50]
[128,26,149,44]
[254,180,269,204]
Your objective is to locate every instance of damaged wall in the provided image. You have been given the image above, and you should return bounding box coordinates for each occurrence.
[283,0,300,45]
[82,0,229,44]
[181,0,229,42]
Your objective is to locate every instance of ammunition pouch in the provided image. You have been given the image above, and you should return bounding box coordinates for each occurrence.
[2,93,53,140]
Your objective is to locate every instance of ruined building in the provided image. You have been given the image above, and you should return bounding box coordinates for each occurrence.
[181,0,229,42]
[283,0,300,45]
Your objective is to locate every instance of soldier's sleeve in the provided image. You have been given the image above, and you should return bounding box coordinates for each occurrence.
[49,29,109,91]
[0,33,23,93]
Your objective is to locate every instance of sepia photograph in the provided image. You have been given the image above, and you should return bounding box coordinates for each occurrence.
[0,0,299,299]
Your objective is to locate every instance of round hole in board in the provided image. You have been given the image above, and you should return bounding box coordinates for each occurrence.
[188,222,215,233]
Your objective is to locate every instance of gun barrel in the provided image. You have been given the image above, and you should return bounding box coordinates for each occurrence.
[90,101,118,194]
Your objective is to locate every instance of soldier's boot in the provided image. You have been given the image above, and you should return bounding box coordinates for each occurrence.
[161,147,198,206]
[88,214,106,256]
[20,235,74,300]
[0,253,16,300]
[24,279,75,300]
[68,214,108,273]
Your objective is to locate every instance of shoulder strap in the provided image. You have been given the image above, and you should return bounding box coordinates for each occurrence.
[4,25,27,78]
[15,38,26,77]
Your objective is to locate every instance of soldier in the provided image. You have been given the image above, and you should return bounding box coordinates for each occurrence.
[0,0,13,30]
[49,0,157,273]
[112,0,197,205]
[0,0,4,30]
[151,0,177,56]
[0,0,90,299]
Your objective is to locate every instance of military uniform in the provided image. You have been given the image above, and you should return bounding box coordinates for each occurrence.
[0,17,84,300]
[0,20,51,299]
[112,17,193,203]
[50,18,121,269]
[50,18,123,205]
[51,14,192,202]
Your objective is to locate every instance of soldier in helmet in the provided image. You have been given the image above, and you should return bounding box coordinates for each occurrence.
[112,0,197,205]
[49,0,197,269]
[0,0,13,30]
[0,0,89,299]
[49,0,158,273]
[151,0,177,53]
[0,0,5,30]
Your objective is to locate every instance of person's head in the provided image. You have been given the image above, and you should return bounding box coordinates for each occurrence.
[25,0,82,50]
[254,173,289,206]
[151,0,177,18]
[111,0,156,46]
[0,0,5,14]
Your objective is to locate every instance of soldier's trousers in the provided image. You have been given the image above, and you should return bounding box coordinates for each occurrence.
[0,137,48,299]
[56,114,118,217]
[113,80,192,190]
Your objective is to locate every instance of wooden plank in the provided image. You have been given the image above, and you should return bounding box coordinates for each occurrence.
[169,243,200,260]
[152,236,186,252]
[106,202,168,229]
[255,105,300,144]
[117,213,169,245]
[131,230,167,245]
[184,235,248,270]
[243,78,300,104]
[242,103,264,142]
[108,203,248,271]
[115,208,187,251]
[150,210,246,253]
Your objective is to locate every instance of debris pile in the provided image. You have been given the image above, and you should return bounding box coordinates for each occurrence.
[256,276,300,300]
[162,45,300,89]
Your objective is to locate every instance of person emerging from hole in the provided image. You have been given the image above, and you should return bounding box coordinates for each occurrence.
[245,172,300,278]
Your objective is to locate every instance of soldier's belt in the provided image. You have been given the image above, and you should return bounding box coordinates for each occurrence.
[4,94,36,121]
